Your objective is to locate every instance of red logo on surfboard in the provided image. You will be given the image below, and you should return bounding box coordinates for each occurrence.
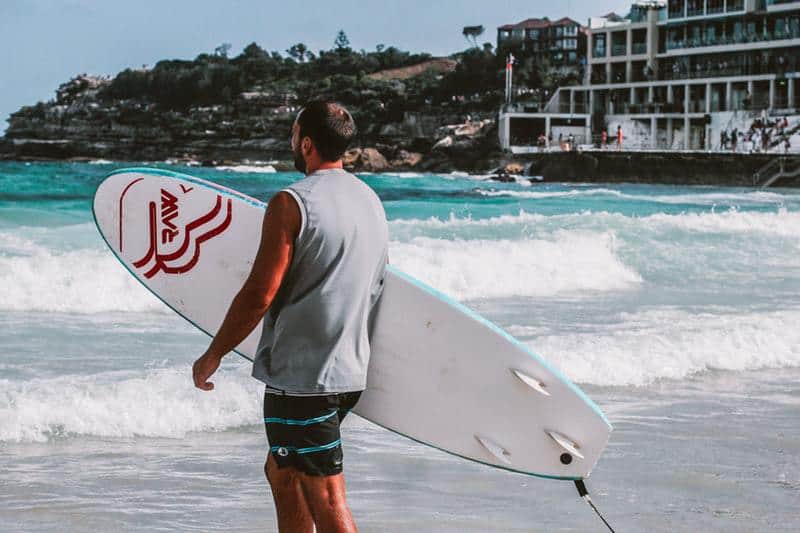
[119,180,232,279]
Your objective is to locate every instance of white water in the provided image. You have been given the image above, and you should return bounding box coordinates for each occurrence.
[0,366,260,443]
[4,208,800,312]
[521,308,800,387]
[390,232,641,299]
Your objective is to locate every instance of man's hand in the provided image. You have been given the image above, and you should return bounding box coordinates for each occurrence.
[193,351,222,391]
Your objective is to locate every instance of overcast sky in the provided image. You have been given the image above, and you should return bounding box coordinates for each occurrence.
[0,0,630,133]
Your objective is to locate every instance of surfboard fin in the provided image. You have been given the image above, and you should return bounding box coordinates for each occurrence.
[511,369,550,396]
[474,435,512,465]
[547,430,584,460]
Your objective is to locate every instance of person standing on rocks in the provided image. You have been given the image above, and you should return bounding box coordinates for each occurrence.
[192,100,389,533]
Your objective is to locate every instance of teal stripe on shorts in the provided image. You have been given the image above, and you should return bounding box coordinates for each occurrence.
[264,410,337,426]
[270,439,342,455]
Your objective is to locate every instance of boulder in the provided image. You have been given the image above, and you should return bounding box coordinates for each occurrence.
[504,162,525,175]
[344,147,389,172]
[378,123,406,138]
[360,147,389,171]
[342,148,362,167]
[432,136,453,150]
[390,150,423,168]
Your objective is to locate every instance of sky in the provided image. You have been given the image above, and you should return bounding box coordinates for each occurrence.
[0,0,630,134]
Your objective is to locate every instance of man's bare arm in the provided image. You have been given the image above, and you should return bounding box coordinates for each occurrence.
[192,192,301,390]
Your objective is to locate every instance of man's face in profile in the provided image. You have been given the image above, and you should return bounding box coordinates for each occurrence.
[291,120,306,174]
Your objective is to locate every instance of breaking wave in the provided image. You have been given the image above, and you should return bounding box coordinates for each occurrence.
[522,308,800,387]
[0,366,260,442]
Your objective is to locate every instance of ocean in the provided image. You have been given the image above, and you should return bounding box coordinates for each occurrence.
[1,161,798,532]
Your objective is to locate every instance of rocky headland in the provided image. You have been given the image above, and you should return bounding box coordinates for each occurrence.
[0,55,506,174]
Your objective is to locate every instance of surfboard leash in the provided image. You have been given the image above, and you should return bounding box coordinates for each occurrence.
[574,480,616,533]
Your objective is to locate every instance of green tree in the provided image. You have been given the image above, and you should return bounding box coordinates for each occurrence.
[334,30,350,50]
[287,43,309,63]
[462,25,485,48]
[214,43,232,58]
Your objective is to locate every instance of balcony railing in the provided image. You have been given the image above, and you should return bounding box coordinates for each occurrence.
[666,29,800,51]
[594,46,607,57]
[659,61,787,81]
[612,44,628,56]
[632,42,648,54]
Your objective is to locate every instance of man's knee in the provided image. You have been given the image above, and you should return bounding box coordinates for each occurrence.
[297,472,349,514]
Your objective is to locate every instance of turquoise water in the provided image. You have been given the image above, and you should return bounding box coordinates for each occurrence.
[1,161,799,531]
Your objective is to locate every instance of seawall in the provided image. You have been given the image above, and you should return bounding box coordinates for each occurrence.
[519,151,800,187]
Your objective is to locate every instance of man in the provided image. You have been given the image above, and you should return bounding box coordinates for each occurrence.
[192,101,389,532]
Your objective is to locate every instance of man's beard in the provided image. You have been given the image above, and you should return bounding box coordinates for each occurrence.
[293,149,306,174]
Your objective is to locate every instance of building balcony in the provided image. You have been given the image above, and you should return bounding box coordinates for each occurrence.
[632,42,648,55]
[612,44,628,56]
[659,63,784,81]
[766,0,800,8]
[666,29,800,51]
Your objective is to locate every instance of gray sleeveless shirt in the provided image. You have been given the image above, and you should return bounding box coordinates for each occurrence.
[252,168,389,395]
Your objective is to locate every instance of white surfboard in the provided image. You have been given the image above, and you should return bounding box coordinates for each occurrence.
[93,168,612,480]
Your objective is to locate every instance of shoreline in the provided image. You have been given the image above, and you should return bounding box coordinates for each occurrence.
[3,151,800,187]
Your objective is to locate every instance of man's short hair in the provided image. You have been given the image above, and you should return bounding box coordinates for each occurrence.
[296,101,357,162]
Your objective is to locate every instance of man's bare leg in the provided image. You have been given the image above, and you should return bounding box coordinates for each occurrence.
[297,470,357,533]
[265,454,314,533]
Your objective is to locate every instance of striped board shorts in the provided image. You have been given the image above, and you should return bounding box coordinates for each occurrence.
[263,390,362,477]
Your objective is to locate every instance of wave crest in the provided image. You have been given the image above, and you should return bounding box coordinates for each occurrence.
[390,232,642,300]
[0,366,261,443]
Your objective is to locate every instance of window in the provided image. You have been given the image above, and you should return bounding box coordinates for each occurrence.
[564,38,578,49]
[727,0,744,11]
[669,0,684,19]
[593,33,607,57]
[707,0,723,14]
[528,29,540,39]
[555,26,564,37]
[499,30,511,40]
[564,25,578,36]
[775,17,788,38]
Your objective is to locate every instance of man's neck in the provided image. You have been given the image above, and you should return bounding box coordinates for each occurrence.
[307,160,343,174]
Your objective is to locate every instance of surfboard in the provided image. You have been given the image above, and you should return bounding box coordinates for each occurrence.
[93,167,612,480]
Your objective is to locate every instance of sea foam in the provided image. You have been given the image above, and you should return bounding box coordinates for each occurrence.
[524,308,800,387]
[0,365,260,443]
[475,187,794,206]
[390,232,642,299]
[0,246,165,313]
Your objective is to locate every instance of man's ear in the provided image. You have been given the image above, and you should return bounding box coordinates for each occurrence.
[302,136,314,156]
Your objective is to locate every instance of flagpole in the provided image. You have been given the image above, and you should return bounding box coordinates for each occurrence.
[505,53,515,106]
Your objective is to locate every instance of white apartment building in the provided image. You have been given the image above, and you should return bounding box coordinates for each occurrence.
[499,0,800,151]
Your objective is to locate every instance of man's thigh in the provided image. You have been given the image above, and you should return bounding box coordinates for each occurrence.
[263,391,361,477]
